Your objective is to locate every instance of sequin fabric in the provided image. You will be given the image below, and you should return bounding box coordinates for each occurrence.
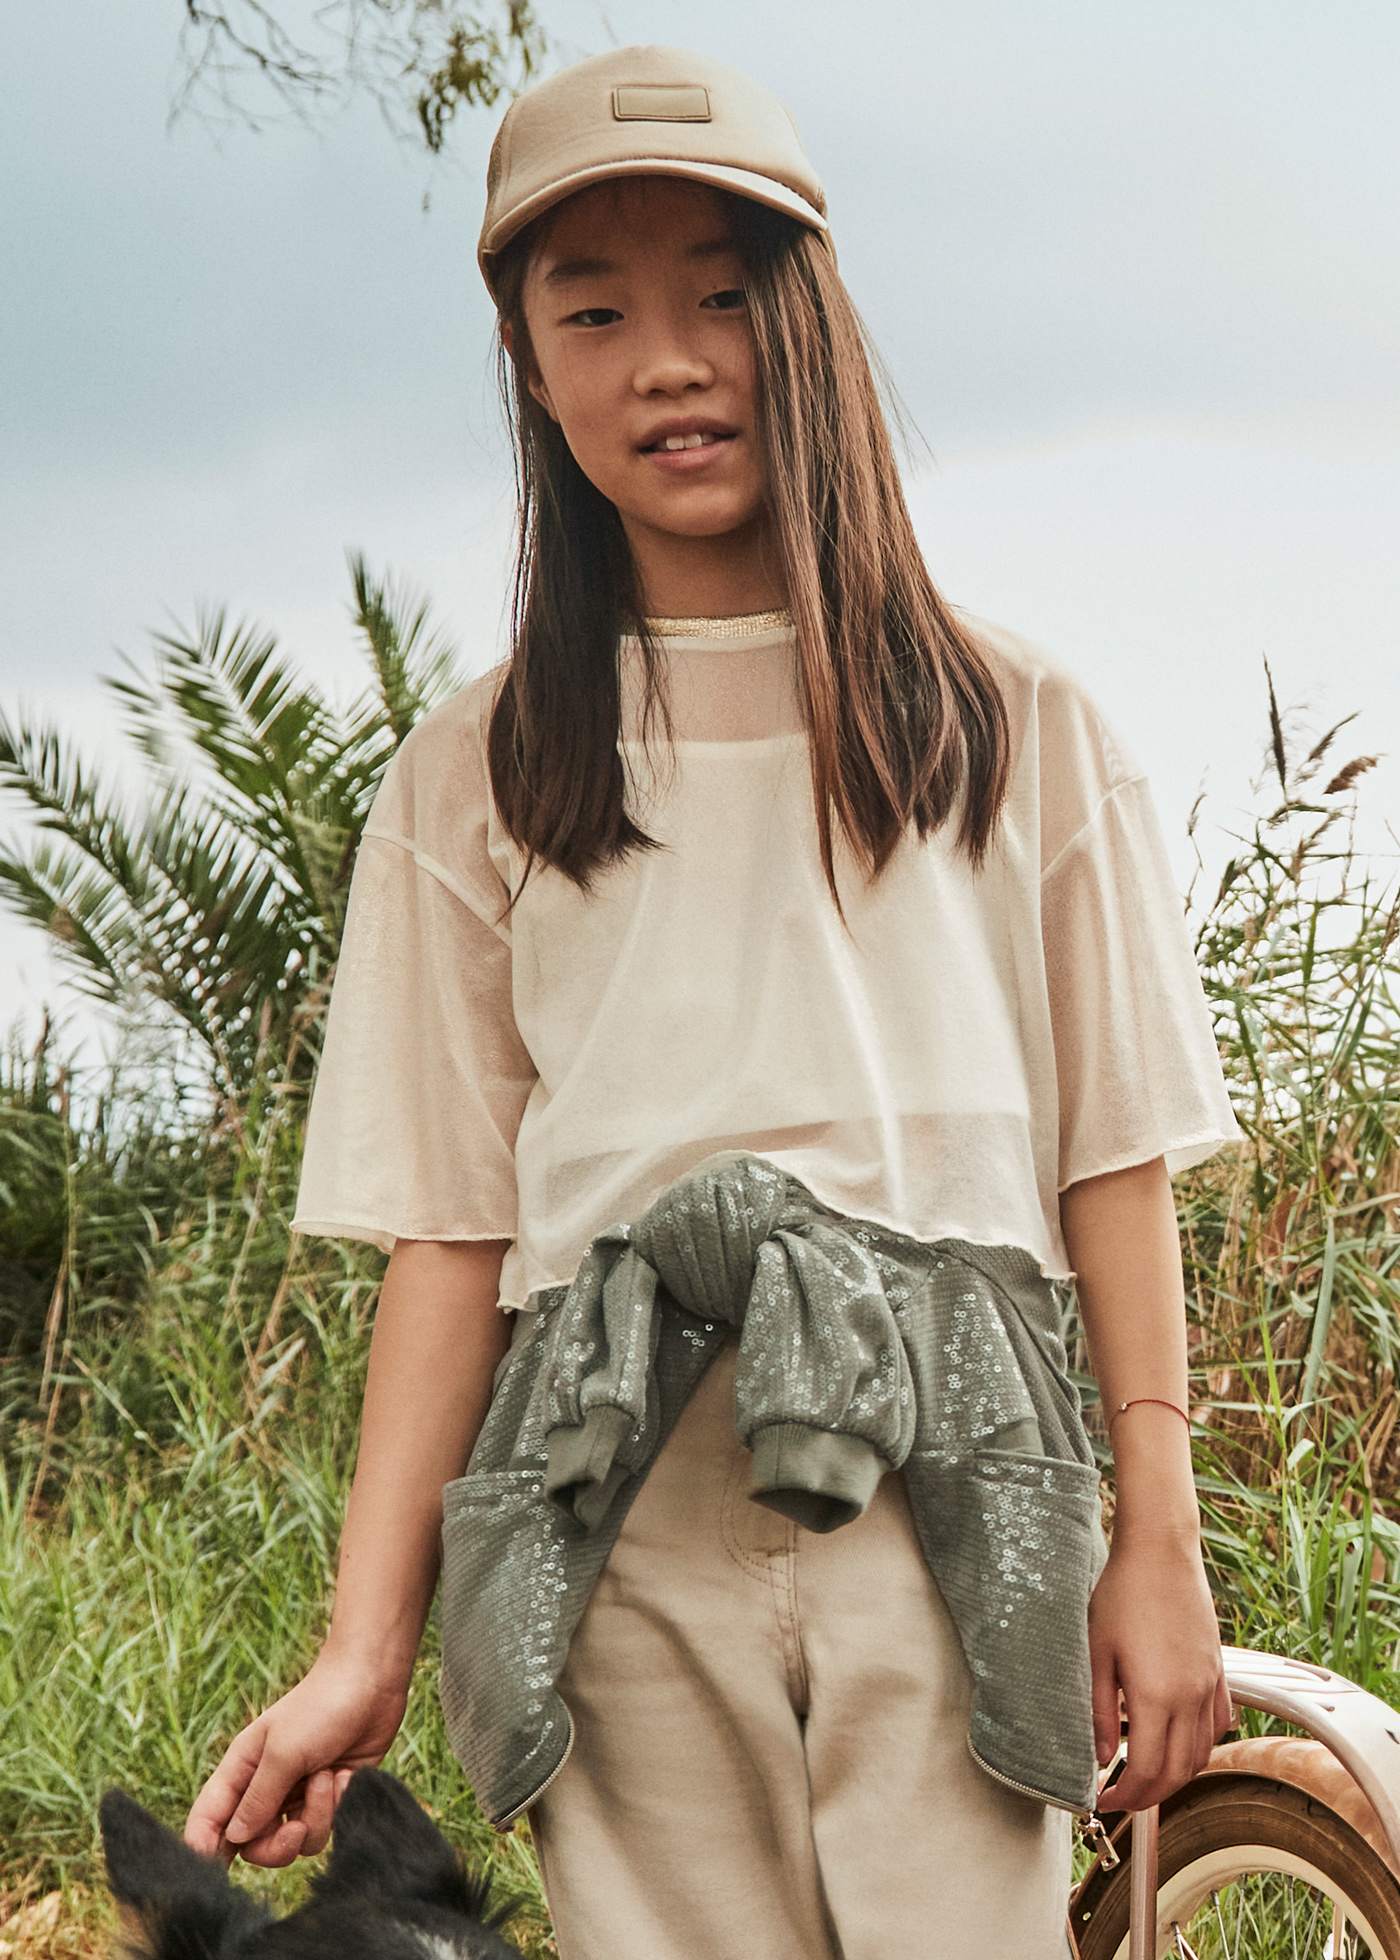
[437,1150,1111,1834]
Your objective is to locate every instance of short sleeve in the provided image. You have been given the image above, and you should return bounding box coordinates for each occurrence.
[289,681,538,1253]
[1040,769,1244,1192]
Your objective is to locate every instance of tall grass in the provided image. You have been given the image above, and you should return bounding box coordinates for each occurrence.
[1,607,1394,1953]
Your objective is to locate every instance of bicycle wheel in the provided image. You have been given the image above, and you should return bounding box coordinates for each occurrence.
[1071,1772,1400,1958]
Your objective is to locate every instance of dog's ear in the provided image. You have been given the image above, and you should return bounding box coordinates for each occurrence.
[307,1768,518,1930]
[309,1767,465,1905]
[98,1788,275,1957]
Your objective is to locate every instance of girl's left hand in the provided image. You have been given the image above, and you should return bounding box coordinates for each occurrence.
[1086,1529,1236,1811]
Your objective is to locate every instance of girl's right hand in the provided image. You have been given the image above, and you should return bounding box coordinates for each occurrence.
[183,1646,412,1868]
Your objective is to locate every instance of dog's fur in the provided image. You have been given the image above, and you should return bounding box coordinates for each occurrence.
[98,1767,529,1957]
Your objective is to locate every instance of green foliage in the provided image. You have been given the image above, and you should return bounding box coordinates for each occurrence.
[170,1,549,160]
[0,1260,552,1950]
[0,550,462,1095]
[0,552,467,1368]
[0,554,556,1947]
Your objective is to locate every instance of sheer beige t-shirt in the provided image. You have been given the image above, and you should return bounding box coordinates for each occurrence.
[290,607,1243,1310]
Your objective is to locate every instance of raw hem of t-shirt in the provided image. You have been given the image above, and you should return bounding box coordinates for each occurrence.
[290,1216,515,1256]
[1056,1124,1245,1195]
[290,1216,396,1254]
[496,1169,1082,1307]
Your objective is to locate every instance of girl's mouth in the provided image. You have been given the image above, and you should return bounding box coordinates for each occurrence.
[641,433,738,472]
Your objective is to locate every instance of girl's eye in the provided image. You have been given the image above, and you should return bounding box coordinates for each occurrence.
[564,289,747,328]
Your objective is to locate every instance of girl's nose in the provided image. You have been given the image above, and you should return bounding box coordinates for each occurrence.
[632,346,717,395]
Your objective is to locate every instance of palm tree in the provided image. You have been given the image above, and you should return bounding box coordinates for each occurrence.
[0,550,466,1115]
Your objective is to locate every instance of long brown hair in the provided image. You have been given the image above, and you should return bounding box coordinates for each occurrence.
[482,188,1011,937]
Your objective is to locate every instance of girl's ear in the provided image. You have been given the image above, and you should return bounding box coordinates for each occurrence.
[501,318,558,424]
[526,372,558,424]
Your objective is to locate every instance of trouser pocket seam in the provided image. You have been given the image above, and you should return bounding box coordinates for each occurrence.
[720,1443,783,1578]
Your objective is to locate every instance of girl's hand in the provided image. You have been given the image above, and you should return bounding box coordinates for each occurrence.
[1087,1528,1235,1812]
[183,1646,412,1868]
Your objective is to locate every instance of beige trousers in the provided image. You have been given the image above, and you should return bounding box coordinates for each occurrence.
[525,1330,1076,1959]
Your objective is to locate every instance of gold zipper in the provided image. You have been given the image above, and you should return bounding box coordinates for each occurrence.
[1074,1809,1122,1869]
[966,1733,1094,1819]
[488,1702,577,1833]
[966,1735,1123,1868]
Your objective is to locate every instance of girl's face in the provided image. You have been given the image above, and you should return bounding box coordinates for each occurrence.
[511,177,770,553]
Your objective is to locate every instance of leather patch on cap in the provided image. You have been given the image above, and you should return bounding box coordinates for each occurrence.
[612,83,712,122]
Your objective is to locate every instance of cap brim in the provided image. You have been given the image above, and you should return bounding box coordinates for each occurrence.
[479,157,829,297]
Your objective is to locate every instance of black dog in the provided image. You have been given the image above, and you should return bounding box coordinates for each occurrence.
[98,1766,529,1956]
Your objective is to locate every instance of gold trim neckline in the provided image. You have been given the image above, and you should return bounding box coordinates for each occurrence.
[640,607,793,639]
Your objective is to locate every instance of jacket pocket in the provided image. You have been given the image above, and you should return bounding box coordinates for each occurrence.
[438,1466,573,1821]
[968,1443,1104,1806]
[442,1464,545,1522]
[970,1444,1104,1522]
[900,1442,1106,1811]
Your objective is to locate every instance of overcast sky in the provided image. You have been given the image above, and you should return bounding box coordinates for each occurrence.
[3,0,1397,1095]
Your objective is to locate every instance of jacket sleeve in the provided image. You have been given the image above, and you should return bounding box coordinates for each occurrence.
[289,688,538,1253]
[1039,765,1243,1194]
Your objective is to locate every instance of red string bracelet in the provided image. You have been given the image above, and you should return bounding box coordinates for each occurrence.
[1106,1395,1190,1433]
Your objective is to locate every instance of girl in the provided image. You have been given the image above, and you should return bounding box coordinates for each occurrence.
[185,42,1242,1958]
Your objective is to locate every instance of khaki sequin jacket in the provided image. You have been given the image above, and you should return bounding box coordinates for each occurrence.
[437,1151,1112,1833]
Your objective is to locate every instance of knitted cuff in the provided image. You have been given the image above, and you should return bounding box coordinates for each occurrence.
[747,1422,886,1533]
[543,1403,638,1533]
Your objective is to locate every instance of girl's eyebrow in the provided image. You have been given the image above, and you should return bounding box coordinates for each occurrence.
[542,236,737,288]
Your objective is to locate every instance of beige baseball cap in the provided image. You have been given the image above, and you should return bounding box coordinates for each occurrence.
[477,43,832,304]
